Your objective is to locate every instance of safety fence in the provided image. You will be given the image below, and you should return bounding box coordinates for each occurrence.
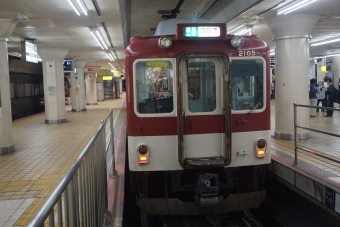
[28,109,116,227]
[293,102,340,165]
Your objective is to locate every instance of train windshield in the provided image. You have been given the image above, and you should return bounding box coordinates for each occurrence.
[134,60,174,114]
[230,59,264,111]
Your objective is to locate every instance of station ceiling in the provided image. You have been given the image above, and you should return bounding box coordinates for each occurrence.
[2,0,340,72]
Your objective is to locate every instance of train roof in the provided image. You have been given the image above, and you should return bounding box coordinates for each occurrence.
[154,18,210,36]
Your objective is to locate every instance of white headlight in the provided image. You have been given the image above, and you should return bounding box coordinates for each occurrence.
[158,36,172,49]
[231,35,244,48]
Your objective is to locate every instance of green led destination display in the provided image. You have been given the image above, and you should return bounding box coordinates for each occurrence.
[184,26,221,38]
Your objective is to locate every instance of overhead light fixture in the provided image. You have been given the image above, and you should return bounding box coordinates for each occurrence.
[89,27,108,50]
[228,25,253,35]
[228,23,246,34]
[67,0,88,16]
[106,51,115,61]
[233,26,253,35]
[277,0,317,15]
[311,37,340,46]
[312,52,340,60]
[108,63,115,70]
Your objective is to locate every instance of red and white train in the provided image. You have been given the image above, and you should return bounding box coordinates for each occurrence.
[126,19,271,217]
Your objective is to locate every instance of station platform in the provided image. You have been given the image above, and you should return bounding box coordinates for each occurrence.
[269,100,340,218]
[0,94,126,227]
[1,95,340,226]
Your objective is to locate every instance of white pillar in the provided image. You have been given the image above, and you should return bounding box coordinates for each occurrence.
[97,74,104,101]
[85,66,100,105]
[266,13,320,139]
[0,19,18,154]
[72,60,87,111]
[38,48,69,124]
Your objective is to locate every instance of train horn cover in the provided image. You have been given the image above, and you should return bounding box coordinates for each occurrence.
[231,35,244,48]
[158,36,172,49]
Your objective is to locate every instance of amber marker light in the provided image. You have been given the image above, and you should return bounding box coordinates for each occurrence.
[137,145,150,164]
[255,139,266,158]
[139,156,148,162]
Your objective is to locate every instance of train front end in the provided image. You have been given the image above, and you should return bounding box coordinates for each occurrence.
[126,21,271,215]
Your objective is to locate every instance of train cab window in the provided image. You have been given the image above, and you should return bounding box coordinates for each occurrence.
[230,59,264,111]
[135,60,174,114]
[187,62,216,113]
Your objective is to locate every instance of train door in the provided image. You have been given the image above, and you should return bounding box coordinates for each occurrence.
[178,55,231,167]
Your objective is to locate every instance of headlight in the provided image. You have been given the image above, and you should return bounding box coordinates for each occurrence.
[231,35,244,48]
[158,36,172,49]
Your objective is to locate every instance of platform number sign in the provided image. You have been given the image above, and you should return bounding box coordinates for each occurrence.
[325,187,335,210]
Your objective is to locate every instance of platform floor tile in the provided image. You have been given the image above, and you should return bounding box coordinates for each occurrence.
[0,95,125,227]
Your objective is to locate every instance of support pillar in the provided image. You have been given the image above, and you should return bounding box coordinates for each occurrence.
[0,19,18,154]
[72,60,87,111]
[85,66,101,105]
[265,13,320,139]
[39,48,69,124]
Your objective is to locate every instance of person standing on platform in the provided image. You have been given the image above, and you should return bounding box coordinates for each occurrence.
[309,79,318,118]
[316,82,326,112]
[325,78,335,117]
[271,81,275,99]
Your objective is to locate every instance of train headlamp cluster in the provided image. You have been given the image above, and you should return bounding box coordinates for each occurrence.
[137,145,150,164]
[231,35,244,49]
[158,36,172,49]
[255,139,267,158]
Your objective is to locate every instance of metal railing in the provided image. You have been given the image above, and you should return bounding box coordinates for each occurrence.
[28,108,116,227]
[293,102,340,165]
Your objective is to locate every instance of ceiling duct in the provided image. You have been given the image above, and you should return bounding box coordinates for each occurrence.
[201,0,263,23]
[158,0,184,19]
[92,0,101,16]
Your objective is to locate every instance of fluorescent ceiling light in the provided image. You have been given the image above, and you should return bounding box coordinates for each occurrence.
[108,63,115,70]
[312,53,340,59]
[277,0,317,15]
[89,27,108,50]
[228,23,246,34]
[106,51,114,61]
[231,26,253,35]
[67,0,88,16]
[311,37,340,46]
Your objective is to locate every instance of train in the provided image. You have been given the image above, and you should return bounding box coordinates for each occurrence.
[125,19,271,221]
[9,56,45,120]
[9,56,72,120]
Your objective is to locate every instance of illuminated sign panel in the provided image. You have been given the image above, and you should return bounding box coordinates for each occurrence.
[184,26,221,38]
[25,41,38,63]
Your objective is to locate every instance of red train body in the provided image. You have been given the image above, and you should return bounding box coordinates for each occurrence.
[125,19,271,217]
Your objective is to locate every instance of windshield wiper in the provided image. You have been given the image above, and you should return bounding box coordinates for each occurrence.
[248,102,261,115]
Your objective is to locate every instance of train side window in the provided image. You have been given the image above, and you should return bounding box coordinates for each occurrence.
[135,61,174,114]
[230,59,264,111]
[25,83,32,96]
[10,83,14,98]
[14,83,25,98]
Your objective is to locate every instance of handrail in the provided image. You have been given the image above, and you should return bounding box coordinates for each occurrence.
[28,109,115,227]
[293,102,340,165]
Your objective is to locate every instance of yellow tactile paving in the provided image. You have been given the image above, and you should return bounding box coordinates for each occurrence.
[0,94,125,226]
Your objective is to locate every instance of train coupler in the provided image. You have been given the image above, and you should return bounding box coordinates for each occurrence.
[194,173,220,207]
